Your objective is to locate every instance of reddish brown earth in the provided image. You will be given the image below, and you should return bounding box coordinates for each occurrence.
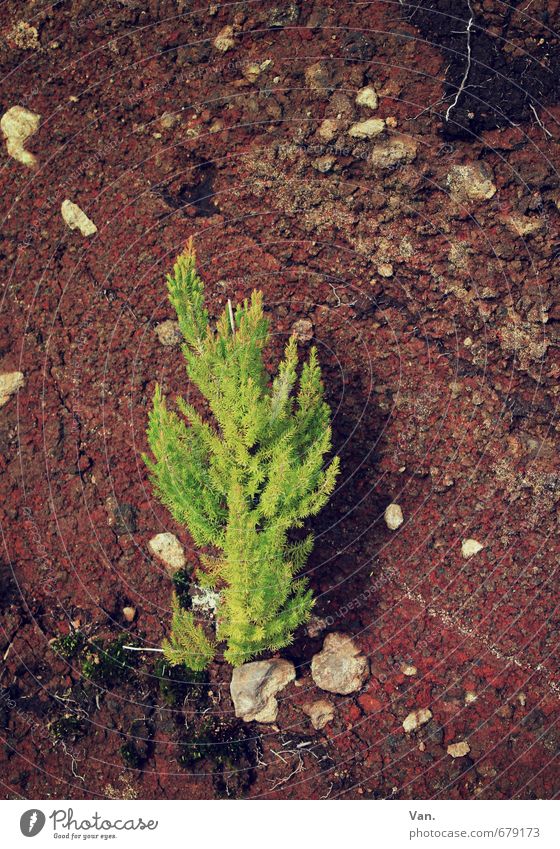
[1,1,559,800]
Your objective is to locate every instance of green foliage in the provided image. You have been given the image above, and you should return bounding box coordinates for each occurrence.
[145,241,340,667]
[162,594,216,671]
[51,630,85,660]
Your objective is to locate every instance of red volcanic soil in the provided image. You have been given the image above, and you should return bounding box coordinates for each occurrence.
[1,1,559,800]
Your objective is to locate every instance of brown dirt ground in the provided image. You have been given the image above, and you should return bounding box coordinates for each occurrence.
[0,0,559,799]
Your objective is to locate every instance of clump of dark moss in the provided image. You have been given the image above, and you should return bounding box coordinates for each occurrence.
[154,657,207,707]
[51,631,86,660]
[82,634,138,686]
[49,713,86,743]
[178,716,259,798]
[120,719,154,769]
[172,567,192,609]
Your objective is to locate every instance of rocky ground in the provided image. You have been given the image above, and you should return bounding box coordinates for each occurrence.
[0,1,559,800]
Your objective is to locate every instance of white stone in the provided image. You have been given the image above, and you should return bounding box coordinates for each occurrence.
[401,663,417,676]
[348,118,385,139]
[302,699,334,730]
[1,105,40,168]
[461,538,483,559]
[355,86,378,110]
[230,658,295,723]
[148,532,186,573]
[0,371,25,407]
[311,632,369,695]
[61,199,97,236]
[447,741,471,758]
[403,707,432,733]
[384,503,403,530]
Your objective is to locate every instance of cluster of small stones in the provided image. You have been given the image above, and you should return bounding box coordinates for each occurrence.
[230,632,370,728]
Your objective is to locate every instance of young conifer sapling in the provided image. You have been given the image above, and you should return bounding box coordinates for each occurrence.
[144,241,340,669]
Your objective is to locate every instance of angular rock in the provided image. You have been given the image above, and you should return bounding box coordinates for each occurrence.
[447,162,496,202]
[311,632,369,695]
[1,105,40,168]
[148,532,186,574]
[302,699,334,730]
[230,658,295,723]
[370,136,417,169]
[384,503,403,530]
[403,707,432,733]
[0,371,25,407]
[348,118,385,139]
[61,199,97,236]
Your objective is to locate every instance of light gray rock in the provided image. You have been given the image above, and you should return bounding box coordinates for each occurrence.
[230,658,296,723]
[311,632,369,695]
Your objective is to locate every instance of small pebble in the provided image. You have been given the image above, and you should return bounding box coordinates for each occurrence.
[403,707,432,733]
[155,320,182,346]
[1,105,40,168]
[214,25,235,52]
[348,118,385,139]
[122,606,136,623]
[447,741,471,758]
[461,538,483,559]
[384,503,403,530]
[291,319,313,342]
[355,86,378,110]
[61,199,97,237]
[377,262,393,278]
[401,663,417,676]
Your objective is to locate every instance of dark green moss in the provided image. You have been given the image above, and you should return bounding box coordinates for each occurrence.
[177,716,259,798]
[154,657,207,706]
[172,568,192,608]
[51,631,85,660]
[82,634,138,686]
[49,714,86,743]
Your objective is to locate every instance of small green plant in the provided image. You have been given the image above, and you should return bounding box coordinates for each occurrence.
[144,241,340,668]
